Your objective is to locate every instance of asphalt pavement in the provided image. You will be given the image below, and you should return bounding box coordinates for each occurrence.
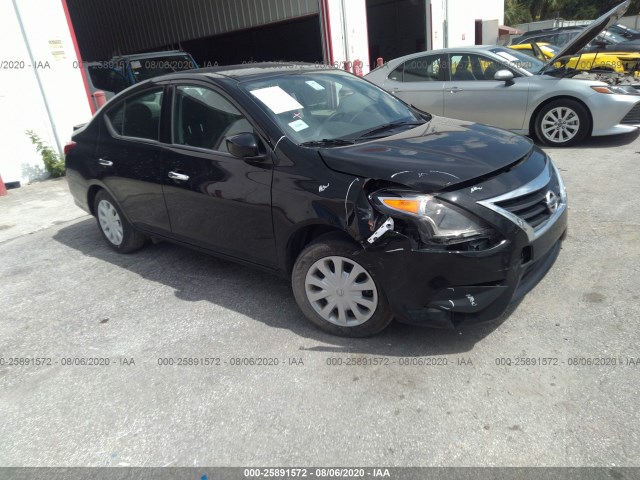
[0,132,639,468]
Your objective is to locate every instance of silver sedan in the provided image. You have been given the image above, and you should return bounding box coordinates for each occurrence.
[365,45,640,147]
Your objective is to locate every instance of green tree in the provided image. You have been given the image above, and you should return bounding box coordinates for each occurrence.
[505,0,640,23]
[505,0,533,24]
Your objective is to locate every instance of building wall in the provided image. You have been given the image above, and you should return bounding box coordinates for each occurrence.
[325,0,371,74]
[67,0,320,61]
[430,0,504,50]
[367,0,426,67]
[0,0,91,184]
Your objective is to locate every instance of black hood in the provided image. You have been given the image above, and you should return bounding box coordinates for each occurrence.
[319,116,534,192]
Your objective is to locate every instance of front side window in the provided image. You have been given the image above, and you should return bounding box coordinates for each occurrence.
[172,86,253,151]
[106,88,163,141]
[449,54,510,81]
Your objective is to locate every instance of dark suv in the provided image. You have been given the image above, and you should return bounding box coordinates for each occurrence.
[512,26,640,53]
[65,64,567,337]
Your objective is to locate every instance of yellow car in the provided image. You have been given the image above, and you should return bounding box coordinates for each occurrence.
[510,42,640,76]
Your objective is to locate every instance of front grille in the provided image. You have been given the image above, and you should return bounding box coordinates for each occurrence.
[495,186,552,229]
[478,160,566,242]
[622,103,640,125]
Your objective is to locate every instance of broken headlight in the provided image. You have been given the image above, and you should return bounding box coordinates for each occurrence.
[370,190,492,244]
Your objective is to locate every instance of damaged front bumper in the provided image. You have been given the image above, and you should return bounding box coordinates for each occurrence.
[357,203,566,328]
[353,154,569,329]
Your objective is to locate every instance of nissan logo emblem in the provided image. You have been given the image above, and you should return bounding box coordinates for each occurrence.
[545,191,560,213]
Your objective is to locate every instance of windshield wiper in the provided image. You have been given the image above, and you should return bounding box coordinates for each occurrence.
[409,104,433,120]
[299,138,355,147]
[354,120,425,140]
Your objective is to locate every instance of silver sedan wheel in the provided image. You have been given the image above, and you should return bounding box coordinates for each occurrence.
[541,107,580,144]
[304,256,378,327]
[97,199,124,246]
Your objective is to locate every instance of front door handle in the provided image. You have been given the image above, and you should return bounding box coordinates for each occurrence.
[168,171,190,182]
[98,158,113,167]
[448,87,463,93]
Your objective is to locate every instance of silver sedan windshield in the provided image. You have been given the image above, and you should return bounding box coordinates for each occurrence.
[489,47,545,74]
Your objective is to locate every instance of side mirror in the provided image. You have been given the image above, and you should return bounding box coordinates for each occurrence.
[226,133,262,158]
[494,69,515,85]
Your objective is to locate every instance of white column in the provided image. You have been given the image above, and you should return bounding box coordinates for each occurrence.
[0,0,91,184]
[324,0,371,73]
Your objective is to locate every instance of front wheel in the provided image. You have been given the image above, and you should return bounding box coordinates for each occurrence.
[94,190,146,253]
[534,99,590,147]
[292,237,393,337]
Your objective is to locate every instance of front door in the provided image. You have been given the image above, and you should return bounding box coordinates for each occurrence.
[442,53,529,131]
[162,84,276,266]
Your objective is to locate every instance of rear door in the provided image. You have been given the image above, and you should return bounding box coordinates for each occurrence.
[96,86,171,234]
[442,52,529,130]
[162,83,276,266]
[381,54,445,115]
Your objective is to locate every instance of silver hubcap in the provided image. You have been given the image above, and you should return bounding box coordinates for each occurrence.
[541,107,580,144]
[305,256,378,327]
[97,199,124,246]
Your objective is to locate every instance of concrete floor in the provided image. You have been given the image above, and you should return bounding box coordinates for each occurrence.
[1,132,639,467]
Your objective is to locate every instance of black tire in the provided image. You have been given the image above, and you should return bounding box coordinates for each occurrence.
[292,236,393,337]
[534,99,590,147]
[93,190,146,253]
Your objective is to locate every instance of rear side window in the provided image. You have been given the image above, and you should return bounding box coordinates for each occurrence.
[388,55,441,82]
[106,88,164,141]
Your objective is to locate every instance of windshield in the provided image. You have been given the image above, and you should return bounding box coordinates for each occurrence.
[242,70,424,145]
[598,30,627,44]
[489,47,545,73]
[130,54,197,82]
[611,24,640,35]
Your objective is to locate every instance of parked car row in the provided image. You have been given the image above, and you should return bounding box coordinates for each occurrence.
[507,1,640,78]
[65,2,638,337]
[365,1,640,147]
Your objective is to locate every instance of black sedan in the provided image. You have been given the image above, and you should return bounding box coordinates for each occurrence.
[65,63,568,337]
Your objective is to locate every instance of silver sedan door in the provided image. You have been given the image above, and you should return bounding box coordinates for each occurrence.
[442,53,530,131]
[381,54,445,116]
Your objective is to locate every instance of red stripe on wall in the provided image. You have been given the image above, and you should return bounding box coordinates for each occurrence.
[322,0,334,66]
[61,0,95,114]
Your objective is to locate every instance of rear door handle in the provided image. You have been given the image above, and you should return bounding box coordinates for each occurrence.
[98,158,113,167]
[448,87,463,93]
[168,171,190,181]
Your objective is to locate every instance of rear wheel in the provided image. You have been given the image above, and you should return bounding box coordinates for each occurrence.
[534,99,589,147]
[94,190,146,253]
[292,237,393,337]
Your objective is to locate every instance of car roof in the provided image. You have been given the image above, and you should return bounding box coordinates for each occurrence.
[142,62,346,85]
[388,45,508,57]
[383,45,518,62]
[200,62,331,77]
[519,26,584,37]
[112,50,191,61]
